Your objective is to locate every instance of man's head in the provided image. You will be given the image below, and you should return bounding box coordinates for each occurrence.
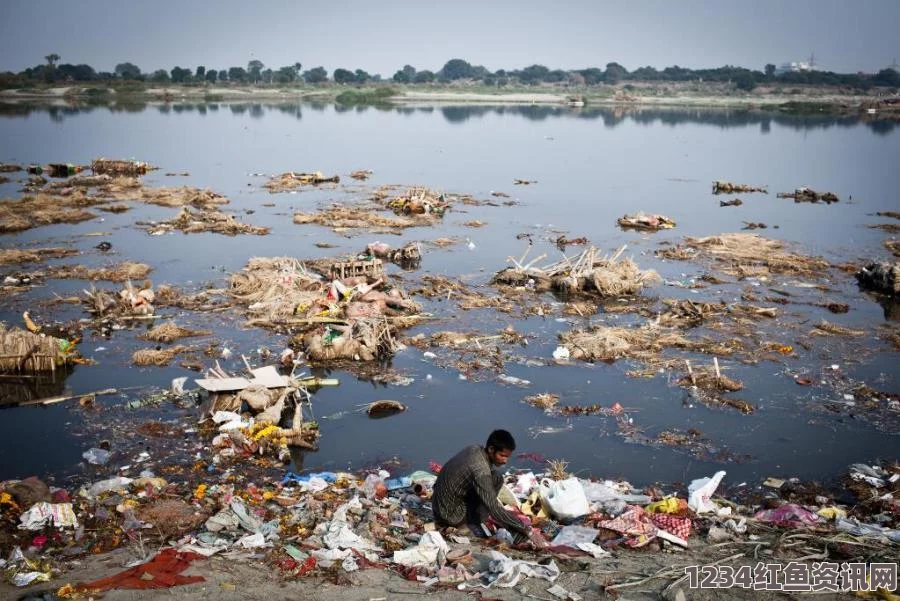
[485,429,516,466]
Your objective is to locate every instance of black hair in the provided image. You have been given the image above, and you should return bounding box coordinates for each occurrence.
[486,429,516,452]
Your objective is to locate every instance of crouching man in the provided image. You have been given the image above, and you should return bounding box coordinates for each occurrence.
[432,429,547,549]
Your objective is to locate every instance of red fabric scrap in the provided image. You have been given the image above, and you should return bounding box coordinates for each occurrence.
[650,514,692,540]
[75,549,205,592]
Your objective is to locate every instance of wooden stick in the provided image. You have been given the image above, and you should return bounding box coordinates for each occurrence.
[714,357,721,381]
[685,360,696,386]
[11,387,118,408]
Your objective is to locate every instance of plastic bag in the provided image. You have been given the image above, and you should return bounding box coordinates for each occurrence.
[687,470,726,514]
[539,477,590,520]
[82,448,111,466]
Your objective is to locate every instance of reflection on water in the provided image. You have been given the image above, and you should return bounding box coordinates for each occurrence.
[0,97,897,487]
[1,100,895,134]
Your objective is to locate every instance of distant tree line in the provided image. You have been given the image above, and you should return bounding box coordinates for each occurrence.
[2,55,898,91]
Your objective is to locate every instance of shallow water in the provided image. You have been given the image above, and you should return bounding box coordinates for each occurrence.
[0,101,898,489]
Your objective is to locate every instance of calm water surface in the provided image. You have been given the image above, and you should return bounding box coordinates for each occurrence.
[0,101,898,489]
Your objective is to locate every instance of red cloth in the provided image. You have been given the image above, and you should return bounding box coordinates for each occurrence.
[76,549,205,591]
[650,514,692,540]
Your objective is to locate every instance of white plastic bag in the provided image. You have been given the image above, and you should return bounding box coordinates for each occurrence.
[539,477,590,520]
[688,470,726,514]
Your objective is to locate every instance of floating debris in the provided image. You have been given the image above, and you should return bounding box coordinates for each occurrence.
[719,198,743,207]
[617,212,676,231]
[712,181,767,194]
[265,171,340,192]
[777,187,839,203]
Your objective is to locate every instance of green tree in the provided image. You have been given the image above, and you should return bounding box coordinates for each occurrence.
[577,68,604,85]
[205,69,217,83]
[218,69,228,82]
[519,64,549,84]
[170,66,192,83]
[275,65,298,83]
[733,71,757,91]
[413,70,435,83]
[149,69,170,83]
[333,68,356,84]
[228,67,247,82]
[765,63,776,78]
[115,62,142,80]
[872,68,900,87]
[247,60,264,83]
[604,62,628,84]
[393,64,416,83]
[195,66,206,80]
[57,64,97,81]
[45,53,60,68]
[440,59,473,80]
[354,69,371,83]
[303,66,328,83]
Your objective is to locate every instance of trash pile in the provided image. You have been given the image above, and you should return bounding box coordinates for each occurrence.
[616,213,676,231]
[381,186,450,217]
[856,262,899,296]
[493,245,660,298]
[719,198,743,207]
[777,187,840,203]
[361,240,422,268]
[712,180,767,194]
[657,233,830,278]
[143,206,270,236]
[81,279,157,318]
[228,255,424,362]
[2,457,897,594]
[90,158,153,176]
[264,171,340,192]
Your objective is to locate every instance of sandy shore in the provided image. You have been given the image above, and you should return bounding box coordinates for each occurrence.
[0,85,887,112]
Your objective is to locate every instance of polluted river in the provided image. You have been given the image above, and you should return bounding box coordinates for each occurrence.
[0,100,898,594]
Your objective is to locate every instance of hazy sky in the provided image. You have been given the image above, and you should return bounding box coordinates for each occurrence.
[1,0,897,76]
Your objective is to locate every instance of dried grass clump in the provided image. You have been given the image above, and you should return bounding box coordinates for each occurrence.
[886,240,900,257]
[132,345,189,366]
[141,322,210,343]
[811,320,866,337]
[1,195,97,232]
[229,257,322,320]
[524,393,560,410]
[98,204,130,214]
[591,257,661,296]
[559,325,692,362]
[265,171,340,192]
[47,262,152,282]
[136,500,206,538]
[0,248,78,265]
[293,206,419,231]
[661,233,829,277]
[141,186,229,209]
[547,459,570,481]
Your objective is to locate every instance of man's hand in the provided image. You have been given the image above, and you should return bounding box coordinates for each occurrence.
[527,528,548,549]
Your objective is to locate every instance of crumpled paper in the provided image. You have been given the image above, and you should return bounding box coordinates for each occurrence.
[480,549,560,588]
[18,502,78,530]
[392,531,448,567]
[322,499,381,552]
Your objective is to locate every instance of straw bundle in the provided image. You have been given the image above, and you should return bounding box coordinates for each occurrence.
[676,234,829,276]
[132,345,189,366]
[140,321,210,343]
[0,325,69,373]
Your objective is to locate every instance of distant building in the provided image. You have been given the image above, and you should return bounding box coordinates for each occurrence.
[775,60,816,75]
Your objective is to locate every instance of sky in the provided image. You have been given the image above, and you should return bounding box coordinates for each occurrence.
[1,0,897,76]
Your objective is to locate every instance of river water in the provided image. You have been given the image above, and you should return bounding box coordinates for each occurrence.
[0,101,898,490]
